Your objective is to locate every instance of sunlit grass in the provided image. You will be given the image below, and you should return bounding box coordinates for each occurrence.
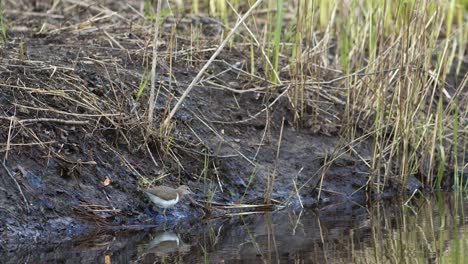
[144,0,466,194]
[0,0,6,42]
[271,0,282,84]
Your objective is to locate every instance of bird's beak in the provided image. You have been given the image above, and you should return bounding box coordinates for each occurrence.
[187,193,195,204]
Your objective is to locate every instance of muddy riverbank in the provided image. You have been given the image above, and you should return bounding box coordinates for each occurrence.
[1,1,465,250]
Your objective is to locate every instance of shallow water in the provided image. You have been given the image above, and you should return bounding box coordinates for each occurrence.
[3,193,467,263]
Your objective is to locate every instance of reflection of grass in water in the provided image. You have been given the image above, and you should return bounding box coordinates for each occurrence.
[352,194,467,264]
[199,221,222,264]
[241,215,266,260]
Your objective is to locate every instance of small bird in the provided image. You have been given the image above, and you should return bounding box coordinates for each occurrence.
[143,185,193,217]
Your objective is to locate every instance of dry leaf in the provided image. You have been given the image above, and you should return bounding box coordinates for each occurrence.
[102,176,111,186]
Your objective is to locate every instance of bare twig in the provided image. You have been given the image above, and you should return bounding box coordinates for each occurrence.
[162,0,264,129]
[0,116,90,125]
[147,0,163,133]
[1,161,30,212]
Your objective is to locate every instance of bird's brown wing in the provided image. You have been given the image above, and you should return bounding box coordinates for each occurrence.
[145,186,178,201]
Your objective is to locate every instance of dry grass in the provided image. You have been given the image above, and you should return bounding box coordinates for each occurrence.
[0,0,466,203]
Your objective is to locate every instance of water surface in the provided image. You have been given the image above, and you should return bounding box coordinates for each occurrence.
[3,193,467,263]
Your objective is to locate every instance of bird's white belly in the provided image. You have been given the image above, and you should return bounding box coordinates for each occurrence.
[146,193,179,208]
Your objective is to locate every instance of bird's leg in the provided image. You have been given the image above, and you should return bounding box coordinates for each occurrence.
[163,208,167,217]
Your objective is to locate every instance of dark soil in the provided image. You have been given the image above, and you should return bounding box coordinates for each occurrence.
[0,0,444,251]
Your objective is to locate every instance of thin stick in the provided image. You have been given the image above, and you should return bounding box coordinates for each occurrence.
[0,116,89,125]
[1,161,30,212]
[293,179,303,208]
[4,108,16,161]
[147,0,163,133]
[265,117,285,203]
[162,0,264,129]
